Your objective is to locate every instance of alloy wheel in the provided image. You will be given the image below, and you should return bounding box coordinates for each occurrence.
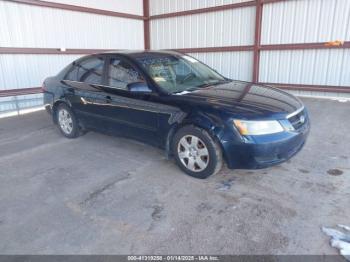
[58,109,73,135]
[177,135,209,172]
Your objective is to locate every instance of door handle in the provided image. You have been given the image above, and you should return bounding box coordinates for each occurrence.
[105,96,112,103]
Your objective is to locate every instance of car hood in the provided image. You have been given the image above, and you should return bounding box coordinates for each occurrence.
[171,81,303,119]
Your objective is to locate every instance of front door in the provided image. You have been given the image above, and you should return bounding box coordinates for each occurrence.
[97,56,160,145]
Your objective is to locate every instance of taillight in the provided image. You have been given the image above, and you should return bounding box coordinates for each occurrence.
[41,82,47,92]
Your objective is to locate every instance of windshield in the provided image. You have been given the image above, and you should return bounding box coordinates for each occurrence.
[135,54,227,93]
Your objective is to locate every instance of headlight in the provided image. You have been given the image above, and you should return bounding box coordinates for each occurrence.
[233,119,284,135]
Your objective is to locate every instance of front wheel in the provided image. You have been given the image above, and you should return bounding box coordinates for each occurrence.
[172,125,223,179]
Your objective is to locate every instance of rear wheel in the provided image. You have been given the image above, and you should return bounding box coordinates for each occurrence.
[56,104,79,138]
[172,125,223,179]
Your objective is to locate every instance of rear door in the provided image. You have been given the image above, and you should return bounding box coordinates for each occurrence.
[62,55,109,130]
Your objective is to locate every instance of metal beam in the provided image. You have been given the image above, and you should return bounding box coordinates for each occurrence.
[0,47,116,55]
[149,1,256,20]
[143,0,151,50]
[260,42,350,51]
[262,0,290,4]
[3,0,146,20]
[1,41,349,56]
[252,0,263,83]
[0,87,42,97]
[260,83,350,93]
[171,46,254,53]
[148,0,293,20]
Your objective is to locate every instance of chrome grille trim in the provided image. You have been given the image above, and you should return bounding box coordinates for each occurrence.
[286,106,305,119]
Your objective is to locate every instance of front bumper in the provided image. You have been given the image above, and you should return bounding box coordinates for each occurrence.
[222,120,310,169]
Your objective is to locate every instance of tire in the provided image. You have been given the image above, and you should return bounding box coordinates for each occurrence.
[56,103,79,138]
[172,125,223,179]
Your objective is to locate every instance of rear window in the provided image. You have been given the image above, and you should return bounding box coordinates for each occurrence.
[65,56,105,85]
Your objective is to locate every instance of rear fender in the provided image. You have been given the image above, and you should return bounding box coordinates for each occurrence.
[52,99,73,124]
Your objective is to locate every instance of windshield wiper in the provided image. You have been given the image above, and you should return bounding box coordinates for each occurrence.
[174,80,231,94]
[196,80,230,88]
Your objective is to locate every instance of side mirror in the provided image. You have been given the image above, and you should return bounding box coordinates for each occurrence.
[127,82,152,93]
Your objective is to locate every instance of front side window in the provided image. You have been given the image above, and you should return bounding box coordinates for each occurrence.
[135,54,226,93]
[107,58,144,89]
[65,56,104,85]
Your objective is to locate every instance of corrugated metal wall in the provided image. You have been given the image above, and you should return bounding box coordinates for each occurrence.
[0,1,143,49]
[48,0,143,15]
[151,0,255,81]
[1,0,350,115]
[260,49,350,86]
[150,0,251,16]
[149,0,350,98]
[0,0,144,113]
[260,0,350,87]
[0,54,82,89]
[150,2,255,82]
[149,0,255,83]
[190,52,253,81]
[150,7,255,49]
[261,0,350,45]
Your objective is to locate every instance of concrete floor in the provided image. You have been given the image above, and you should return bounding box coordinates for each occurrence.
[0,97,349,255]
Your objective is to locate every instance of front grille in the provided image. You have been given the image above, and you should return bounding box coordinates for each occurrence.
[288,108,307,130]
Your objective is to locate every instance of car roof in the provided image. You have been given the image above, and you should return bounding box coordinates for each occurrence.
[95,50,184,58]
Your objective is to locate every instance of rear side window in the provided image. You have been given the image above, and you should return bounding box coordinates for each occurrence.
[107,58,144,89]
[65,57,105,85]
[65,63,79,81]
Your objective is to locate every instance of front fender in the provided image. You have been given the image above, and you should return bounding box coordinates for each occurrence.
[185,110,226,140]
[165,110,226,158]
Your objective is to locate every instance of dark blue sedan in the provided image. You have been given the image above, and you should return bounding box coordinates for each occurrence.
[43,51,310,179]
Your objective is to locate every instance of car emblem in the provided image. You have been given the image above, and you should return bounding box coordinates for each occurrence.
[299,115,305,124]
